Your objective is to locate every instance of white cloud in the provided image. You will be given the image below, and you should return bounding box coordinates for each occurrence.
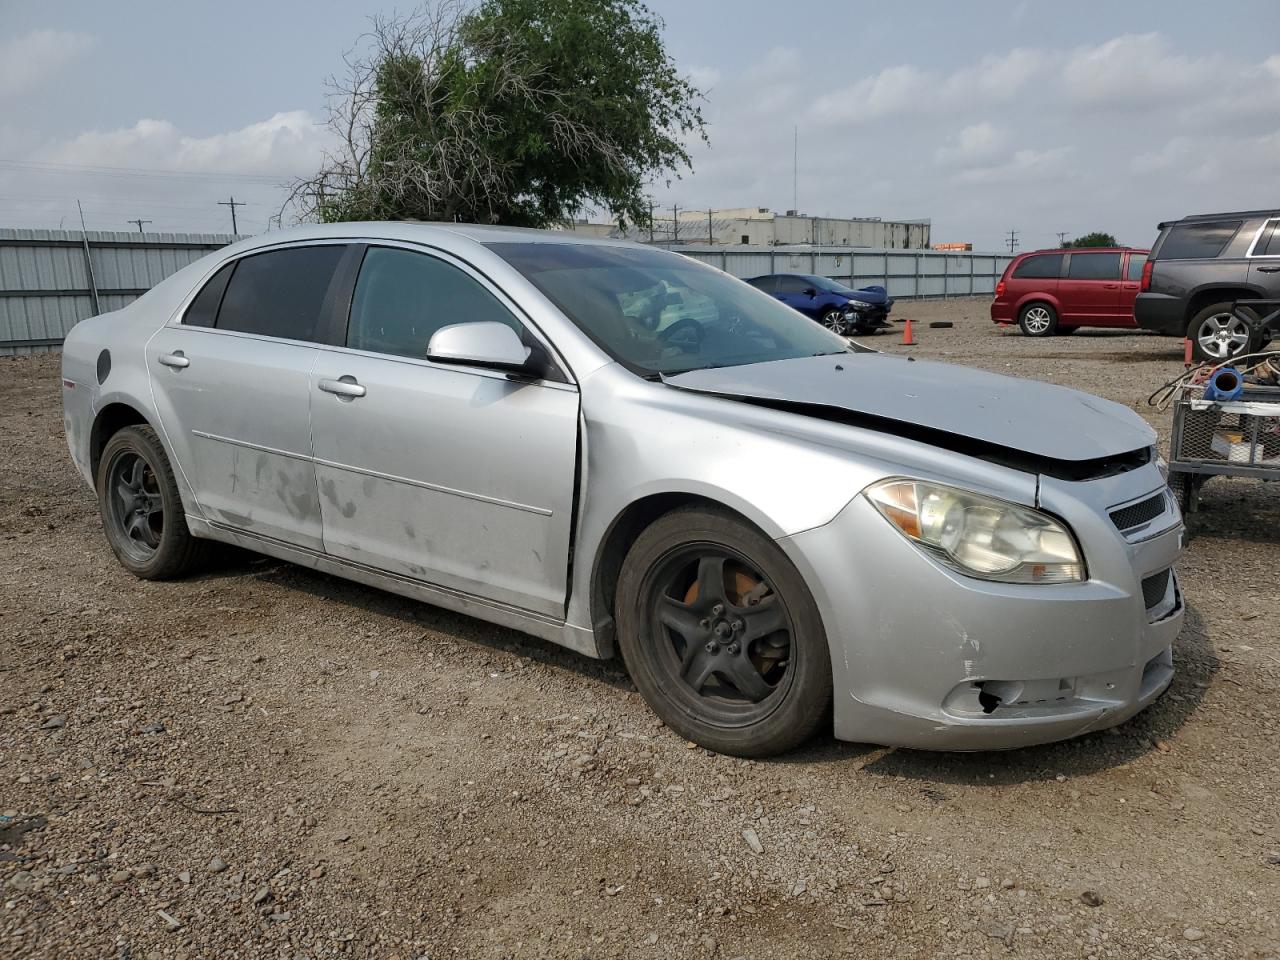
[0,29,96,99]
[41,111,330,178]
[954,146,1074,185]
[935,123,1009,165]
[1061,33,1212,107]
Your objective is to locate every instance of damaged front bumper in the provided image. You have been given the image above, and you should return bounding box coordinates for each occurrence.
[779,481,1184,751]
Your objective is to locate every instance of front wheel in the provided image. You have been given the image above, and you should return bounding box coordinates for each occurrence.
[97,425,210,579]
[1188,302,1260,363]
[819,307,850,337]
[616,507,832,757]
[1018,302,1058,337]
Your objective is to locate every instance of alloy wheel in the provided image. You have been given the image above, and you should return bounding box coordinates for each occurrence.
[821,311,850,336]
[1196,312,1250,360]
[1022,306,1052,334]
[646,548,794,726]
[106,451,164,563]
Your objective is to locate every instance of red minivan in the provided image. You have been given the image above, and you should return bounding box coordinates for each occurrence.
[990,248,1149,336]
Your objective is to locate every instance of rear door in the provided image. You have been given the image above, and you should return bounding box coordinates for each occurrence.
[147,243,348,551]
[1060,251,1123,324]
[309,244,580,619]
[1246,217,1280,297]
[1119,251,1147,324]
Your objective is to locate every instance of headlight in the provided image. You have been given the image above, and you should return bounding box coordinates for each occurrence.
[844,299,873,309]
[865,479,1085,584]
[1153,448,1169,482]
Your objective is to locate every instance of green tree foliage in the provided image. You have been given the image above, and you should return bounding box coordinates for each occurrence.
[1062,232,1120,248]
[289,0,705,228]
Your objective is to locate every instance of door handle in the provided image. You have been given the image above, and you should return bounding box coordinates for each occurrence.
[1104,283,1119,289]
[1257,265,1280,273]
[319,376,366,398]
[158,351,190,369]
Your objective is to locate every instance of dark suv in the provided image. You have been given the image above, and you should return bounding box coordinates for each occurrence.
[1135,209,1280,361]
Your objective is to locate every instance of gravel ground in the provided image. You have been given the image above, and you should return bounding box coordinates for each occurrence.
[2,300,1278,960]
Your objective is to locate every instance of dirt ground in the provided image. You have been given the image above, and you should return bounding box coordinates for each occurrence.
[2,300,1278,960]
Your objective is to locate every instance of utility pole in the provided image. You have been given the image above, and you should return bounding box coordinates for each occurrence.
[218,196,245,235]
[1006,229,1020,254]
[707,208,714,245]
[127,218,151,234]
[1056,231,1069,248]
[672,204,679,245]
[648,201,654,244]
[793,125,798,214]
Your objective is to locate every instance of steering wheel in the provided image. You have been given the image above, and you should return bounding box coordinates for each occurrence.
[657,317,705,352]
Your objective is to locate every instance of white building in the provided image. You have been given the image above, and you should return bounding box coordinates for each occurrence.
[561,207,931,249]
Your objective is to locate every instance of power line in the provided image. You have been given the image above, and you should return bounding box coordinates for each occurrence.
[127,218,152,234]
[0,158,287,184]
[218,196,246,235]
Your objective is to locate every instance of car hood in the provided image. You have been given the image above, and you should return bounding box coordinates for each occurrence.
[664,353,1155,464]
[838,284,890,305]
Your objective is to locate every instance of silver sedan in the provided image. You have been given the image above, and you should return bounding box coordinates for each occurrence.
[61,223,1184,756]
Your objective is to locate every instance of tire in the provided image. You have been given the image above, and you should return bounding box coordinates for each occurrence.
[1188,302,1260,363]
[819,307,850,337]
[96,424,210,580]
[1017,302,1058,337]
[615,506,833,757]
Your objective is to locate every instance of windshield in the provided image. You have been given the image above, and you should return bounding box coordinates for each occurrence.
[808,275,855,295]
[488,242,849,376]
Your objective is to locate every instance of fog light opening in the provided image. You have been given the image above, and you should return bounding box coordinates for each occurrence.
[976,684,1002,714]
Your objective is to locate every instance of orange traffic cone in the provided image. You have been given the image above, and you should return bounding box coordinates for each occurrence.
[901,318,915,346]
[1183,338,1193,366]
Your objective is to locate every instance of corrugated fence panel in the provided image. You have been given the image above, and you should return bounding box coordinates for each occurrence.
[0,228,235,354]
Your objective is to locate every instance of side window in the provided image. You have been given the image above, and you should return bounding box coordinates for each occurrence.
[1254,220,1280,257]
[745,276,777,293]
[346,247,521,359]
[1126,254,1147,280]
[182,262,234,327]
[1067,252,1121,280]
[1159,221,1241,260]
[216,245,346,341]
[1012,254,1063,279]
[776,275,811,294]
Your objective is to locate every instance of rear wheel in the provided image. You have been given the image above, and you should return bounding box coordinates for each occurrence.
[97,425,209,579]
[1018,302,1058,337]
[1189,302,1260,363]
[616,507,832,757]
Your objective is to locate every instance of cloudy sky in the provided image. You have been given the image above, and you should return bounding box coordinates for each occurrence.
[1,0,1277,250]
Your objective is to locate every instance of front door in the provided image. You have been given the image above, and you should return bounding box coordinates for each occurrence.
[309,245,579,619]
[147,244,348,551]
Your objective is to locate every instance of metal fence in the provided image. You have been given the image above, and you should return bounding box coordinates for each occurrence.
[0,230,1011,355]
[677,245,1013,300]
[0,228,237,355]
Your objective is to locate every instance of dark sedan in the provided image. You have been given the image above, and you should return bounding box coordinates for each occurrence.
[745,274,894,335]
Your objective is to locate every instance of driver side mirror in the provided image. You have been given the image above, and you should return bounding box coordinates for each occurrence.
[804,287,817,298]
[427,322,534,374]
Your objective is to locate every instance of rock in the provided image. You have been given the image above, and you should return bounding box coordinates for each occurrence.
[207,856,228,873]
[157,909,182,932]
[139,721,165,735]
[1000,878,1015,889]
[133,863,156,879]
[252,885,272,905]
[973,876,991,889]
[741,827,764,855]
[980,921,1015,946]
[40,715,66,730]
[1183,928,1204,942]
[110,869,132,884]
[178,871,191,884]
[6,871,34,892]
[1080,890,1105,907]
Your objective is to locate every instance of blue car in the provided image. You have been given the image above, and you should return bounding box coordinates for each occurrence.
[744,273,894,335]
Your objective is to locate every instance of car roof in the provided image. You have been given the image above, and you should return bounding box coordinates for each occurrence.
[1158,209,1279,229]
[1014,247,1147,257]
[222,220,649,255]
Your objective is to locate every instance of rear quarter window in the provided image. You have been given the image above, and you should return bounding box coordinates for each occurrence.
[1011,254,1063,279]
[1157,221,1241,260]
[1126,254,1147,280]
[182,262,234,327]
